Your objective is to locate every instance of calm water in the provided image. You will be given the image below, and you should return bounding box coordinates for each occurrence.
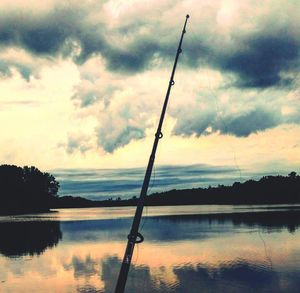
[1,205,300,292]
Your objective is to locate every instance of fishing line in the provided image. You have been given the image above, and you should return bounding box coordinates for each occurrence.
[192,23,292,277]
[204,52,242,182]
[140,164,155,233]
[258,230,273,270]
[139,76,166,234]
[133,239,140,266]
[188,23,243,182]
[286,69,300,91]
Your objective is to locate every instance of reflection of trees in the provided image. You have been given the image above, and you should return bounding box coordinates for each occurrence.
[227,210,300,233]
[155,210,300,233]
[0,221,62,257]
[58,210,300,248]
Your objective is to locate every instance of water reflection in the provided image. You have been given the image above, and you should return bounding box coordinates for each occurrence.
[60,210,300,245]
[64,255,98,279]
[0,221,62,257]
[156,209,300,233]
[1,207,300,292]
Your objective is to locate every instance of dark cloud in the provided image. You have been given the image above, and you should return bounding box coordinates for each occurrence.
[217,33,300,88]
[0,4,299,89]
[173,107,280,137]
[173,109,216,136]
[0,7,161,76]
[101,24,300,88]
[0,10,75,56]
[175,29,300,88]
[97,125,145,153]
[103,39,160,72]
[21,22,69,56]
[0,7,106,69]
[217,108,279,136]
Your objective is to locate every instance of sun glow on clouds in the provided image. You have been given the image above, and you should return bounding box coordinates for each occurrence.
[0,0,299,173]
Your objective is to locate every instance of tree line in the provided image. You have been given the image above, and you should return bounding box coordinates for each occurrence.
[1,164,299,212]
[143,171,300,205]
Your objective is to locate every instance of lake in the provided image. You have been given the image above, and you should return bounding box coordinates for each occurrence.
[0,205,300,292]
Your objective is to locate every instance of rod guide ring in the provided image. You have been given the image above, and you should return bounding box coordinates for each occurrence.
[155,132,163,139]
[127,232,144,244]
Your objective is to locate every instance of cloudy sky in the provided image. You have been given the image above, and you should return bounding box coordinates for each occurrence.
[0,0,299,174]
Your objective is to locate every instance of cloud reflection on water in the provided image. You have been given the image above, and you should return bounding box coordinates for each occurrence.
[72,255,300,293]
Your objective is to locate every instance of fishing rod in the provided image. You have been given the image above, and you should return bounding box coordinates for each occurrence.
[115,14,190,293]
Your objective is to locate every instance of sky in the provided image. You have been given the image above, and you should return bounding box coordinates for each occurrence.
[53,165,246,199]
[0,0,299,175]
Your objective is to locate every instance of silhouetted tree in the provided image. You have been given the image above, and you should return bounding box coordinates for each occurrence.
[288,171,297,179]
[0,164,60,214]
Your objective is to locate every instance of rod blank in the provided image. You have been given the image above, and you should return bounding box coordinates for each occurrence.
[114,15,189,293]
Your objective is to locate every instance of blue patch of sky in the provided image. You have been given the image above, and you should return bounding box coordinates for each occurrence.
[52,164,269,200]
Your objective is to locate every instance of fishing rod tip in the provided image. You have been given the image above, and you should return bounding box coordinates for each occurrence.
[186,14,190,19]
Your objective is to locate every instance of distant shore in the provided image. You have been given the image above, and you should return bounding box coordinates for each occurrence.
[1,172,299,215]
